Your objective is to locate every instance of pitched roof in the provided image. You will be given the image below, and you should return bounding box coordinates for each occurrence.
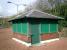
[9,9,64,21]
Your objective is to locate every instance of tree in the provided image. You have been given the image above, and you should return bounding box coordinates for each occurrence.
[48,0,55,8]
[0,18,11,28]
[48,0,64,14]
[35,0,51,13]
[52,3,67,27]
[53,3,67,17]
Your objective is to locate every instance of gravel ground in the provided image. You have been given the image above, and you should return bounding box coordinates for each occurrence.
[0,28,67,50]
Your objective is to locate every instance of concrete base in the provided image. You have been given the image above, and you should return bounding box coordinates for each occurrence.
[12,38,31,47]
[40,38,59,45]
[12,38,59,47]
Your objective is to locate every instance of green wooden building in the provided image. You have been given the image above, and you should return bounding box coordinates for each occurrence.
[9,10,63,46]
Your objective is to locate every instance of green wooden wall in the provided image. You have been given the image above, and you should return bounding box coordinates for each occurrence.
[12,18,58,35]
[12,19,27,35]
[50,24,58,32]
[41,19,58,33]
[21,22,27,34]
[50,20,58,33]
[41,20,49,33]
[12,22,16,32]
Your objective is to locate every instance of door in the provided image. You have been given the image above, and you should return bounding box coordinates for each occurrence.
[29,22,40,44]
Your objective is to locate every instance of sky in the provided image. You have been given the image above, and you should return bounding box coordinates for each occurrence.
[0,0,37,17]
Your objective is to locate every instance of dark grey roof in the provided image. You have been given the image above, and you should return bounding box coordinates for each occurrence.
[9,9,64,21]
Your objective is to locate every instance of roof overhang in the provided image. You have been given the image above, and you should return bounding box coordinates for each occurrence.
[8,9,64,21]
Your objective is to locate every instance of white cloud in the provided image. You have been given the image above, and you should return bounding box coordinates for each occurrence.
[0,5,3,13]
[0,0,37,17]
